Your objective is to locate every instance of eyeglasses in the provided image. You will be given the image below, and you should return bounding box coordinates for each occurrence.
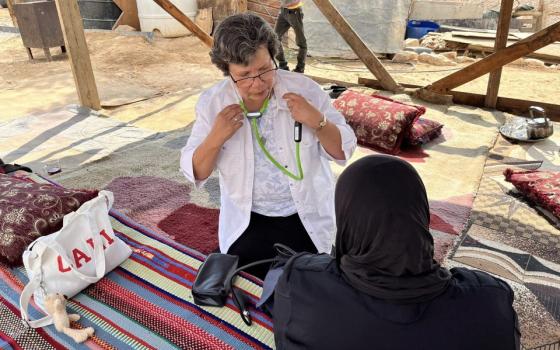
[230,61,278,88]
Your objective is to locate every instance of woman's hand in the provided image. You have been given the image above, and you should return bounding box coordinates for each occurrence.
[192,104,244,181]
[283,93,345,160]
[208,104,245,146]
[283,93,323,130]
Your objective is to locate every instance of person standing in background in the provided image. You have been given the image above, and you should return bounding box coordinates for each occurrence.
[275,0,307,73]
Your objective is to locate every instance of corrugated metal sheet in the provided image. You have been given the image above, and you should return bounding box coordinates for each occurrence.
[78,0,121,30]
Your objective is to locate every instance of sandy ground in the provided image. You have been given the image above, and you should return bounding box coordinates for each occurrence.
[0,6,12,27]
[0,10,223,127]
[0,30,223,131]
[1,7,559,126]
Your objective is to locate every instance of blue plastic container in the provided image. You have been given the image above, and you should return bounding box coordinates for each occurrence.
[405,20,440,39]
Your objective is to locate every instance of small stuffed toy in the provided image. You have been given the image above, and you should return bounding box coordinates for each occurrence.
[43,294,95,343]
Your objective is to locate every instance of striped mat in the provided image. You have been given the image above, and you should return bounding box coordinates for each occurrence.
[0,176,274,350]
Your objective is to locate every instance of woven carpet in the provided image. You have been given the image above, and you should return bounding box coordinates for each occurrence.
[0,98,510,347]
[0,98,504,263]
[451,128,560,348]
[104,176,220,255]
[0,174,274,350]
[84,93,504,263]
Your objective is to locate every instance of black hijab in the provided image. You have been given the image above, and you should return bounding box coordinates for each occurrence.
[335,155,451,303]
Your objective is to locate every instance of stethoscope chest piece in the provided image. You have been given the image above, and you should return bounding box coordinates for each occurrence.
[246,111,263,120]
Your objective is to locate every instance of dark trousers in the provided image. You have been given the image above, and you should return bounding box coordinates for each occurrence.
[227,212,317,279]
[274,7,307,71]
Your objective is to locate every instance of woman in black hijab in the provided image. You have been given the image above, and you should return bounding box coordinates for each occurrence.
[272,155,519,350]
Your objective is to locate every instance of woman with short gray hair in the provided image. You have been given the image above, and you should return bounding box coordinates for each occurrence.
[210,13,279,75]
[180,13,357,279]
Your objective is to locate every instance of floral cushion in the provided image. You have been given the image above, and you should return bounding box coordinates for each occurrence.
[405,118,444,146]
[504,169,560,219]
[0,174,98,266]
[333,90,425,154]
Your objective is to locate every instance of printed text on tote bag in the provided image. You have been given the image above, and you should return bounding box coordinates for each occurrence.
[57,229,115,272]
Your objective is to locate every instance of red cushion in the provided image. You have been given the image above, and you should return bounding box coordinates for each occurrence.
[504,169,560,219]
[405,117,444,146]
[0,174,98,266]
[333,91,425,154]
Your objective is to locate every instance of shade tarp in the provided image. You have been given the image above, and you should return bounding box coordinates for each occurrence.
[301,0,411,57]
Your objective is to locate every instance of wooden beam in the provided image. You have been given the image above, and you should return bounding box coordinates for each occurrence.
[113,0,141,31]
[427,20,560,93]
[238,0,248,12]
[311,0,402,93]
[485,0,514,109]
[212,0,246,30]
[306,74,363,88]
[535,0,544,31]
[359,77,560,122]
[441,32,560,65]
[197,0,215,8]
[450,42,560,65]
[54,0,100,110]
[6,0,18,28]
[540,1,552,31]
[247,0,278,26]
[152,0,213,47]
[358,77,419,90]
[195,7,213,35]
[247,2,280,17]
[512,10,543,18]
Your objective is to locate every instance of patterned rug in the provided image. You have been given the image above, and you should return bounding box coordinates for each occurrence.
[451,130,560,348]
[82,93,503,264]
[0,99,510,347]
[104,176,220,255]
[0,174,274,350]
[0,98,503,262]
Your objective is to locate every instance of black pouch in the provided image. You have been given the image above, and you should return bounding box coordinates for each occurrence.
[192,253,239,307]
[193,245,296,326]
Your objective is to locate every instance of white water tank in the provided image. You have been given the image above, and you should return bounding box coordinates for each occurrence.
[136,0,197,37]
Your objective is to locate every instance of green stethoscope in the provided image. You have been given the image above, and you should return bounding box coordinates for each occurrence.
[239,95,304,181]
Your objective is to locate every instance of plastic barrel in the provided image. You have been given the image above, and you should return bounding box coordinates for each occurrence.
[405,20,440,39]
[136,0,197,37]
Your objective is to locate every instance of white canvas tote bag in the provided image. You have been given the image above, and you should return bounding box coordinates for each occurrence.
[19,191,132,328]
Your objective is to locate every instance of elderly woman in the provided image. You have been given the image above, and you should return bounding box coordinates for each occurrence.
[271,155,520,350]
[180,13,356,278]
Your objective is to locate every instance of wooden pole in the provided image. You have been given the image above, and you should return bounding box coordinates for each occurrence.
[113,0,141,31]
[152,0,213,47]
[359,77,560,121]
[535,0,544,31]
[54,0,101,110]
[311,0,402,93]
[427,20,560,93]
[485,0,514,108]
[6,0,18,28]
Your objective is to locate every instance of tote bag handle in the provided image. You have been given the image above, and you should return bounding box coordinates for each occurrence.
[20,245,52,328]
